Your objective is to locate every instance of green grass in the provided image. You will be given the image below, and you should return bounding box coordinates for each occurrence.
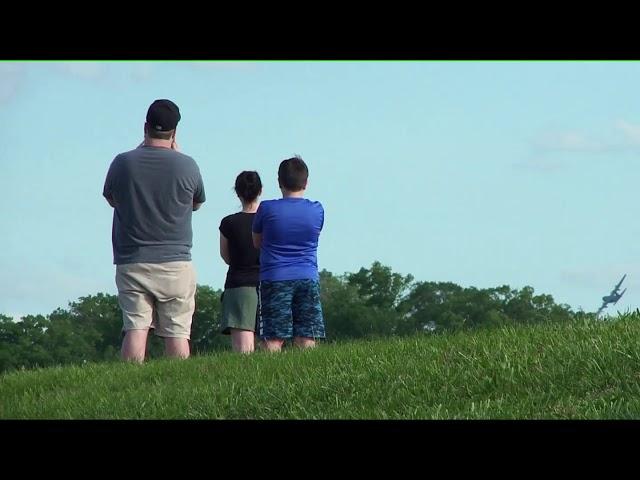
[2,316,640,419]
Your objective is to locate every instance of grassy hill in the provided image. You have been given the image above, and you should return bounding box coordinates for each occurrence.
[2,315,640,419]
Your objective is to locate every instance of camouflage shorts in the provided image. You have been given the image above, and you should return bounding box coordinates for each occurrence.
[258,279,325,339]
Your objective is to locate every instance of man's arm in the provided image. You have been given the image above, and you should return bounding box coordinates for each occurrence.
[252,232,262,249]
[103,158,118,208]
[192,164,205,212]
[220,233,231,265]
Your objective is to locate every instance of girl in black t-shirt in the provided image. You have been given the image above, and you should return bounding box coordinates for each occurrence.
[219,171,262,353]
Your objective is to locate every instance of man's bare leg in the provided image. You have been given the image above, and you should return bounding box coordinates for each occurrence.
[121,329,149,363]
[164,337,190,359]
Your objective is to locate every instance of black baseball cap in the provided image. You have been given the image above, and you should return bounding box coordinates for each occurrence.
[146,99,181,132]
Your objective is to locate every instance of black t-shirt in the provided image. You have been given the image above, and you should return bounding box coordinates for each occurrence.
[219,212,260,289]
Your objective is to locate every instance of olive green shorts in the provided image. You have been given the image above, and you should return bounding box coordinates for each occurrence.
[220,286,259,334]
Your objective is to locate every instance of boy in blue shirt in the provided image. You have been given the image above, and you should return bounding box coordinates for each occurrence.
[252,156,325,351]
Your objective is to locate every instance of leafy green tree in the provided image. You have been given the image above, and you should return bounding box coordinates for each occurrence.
[67,293,122,360]
[44,308,97,365]
[190,284,227,354]
[0,314,52,371]
[346,261,414,310]
[321,268,402,339]
[16,314,53,368]
[398,281,465,332]
[0,262,583,373]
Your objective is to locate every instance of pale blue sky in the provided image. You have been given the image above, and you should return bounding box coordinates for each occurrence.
[1,61,639,319]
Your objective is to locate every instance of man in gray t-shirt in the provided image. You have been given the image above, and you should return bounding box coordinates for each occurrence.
[103,99,205,362]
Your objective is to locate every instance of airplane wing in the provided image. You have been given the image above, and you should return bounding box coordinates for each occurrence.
[596,300,608,317]
[613,274,627,293]
[614,288,627,305]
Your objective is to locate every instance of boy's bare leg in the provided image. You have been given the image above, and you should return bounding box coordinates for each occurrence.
[230,329,255,353]
[261,338,285,352]
[121,329,149,363]
[293,337,316,349]
[164,337,190,359]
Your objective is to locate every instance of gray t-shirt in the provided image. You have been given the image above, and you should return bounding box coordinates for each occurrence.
[103,146,206,265]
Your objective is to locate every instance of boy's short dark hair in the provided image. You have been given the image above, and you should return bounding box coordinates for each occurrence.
[278,156,308,192]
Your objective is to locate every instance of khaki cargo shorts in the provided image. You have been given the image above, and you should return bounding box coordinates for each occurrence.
[115,261,196,339]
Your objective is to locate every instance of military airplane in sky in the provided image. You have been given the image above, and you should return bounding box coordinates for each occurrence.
[596,274,627,317]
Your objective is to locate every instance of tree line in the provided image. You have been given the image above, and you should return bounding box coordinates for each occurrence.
[0,262,591,373]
